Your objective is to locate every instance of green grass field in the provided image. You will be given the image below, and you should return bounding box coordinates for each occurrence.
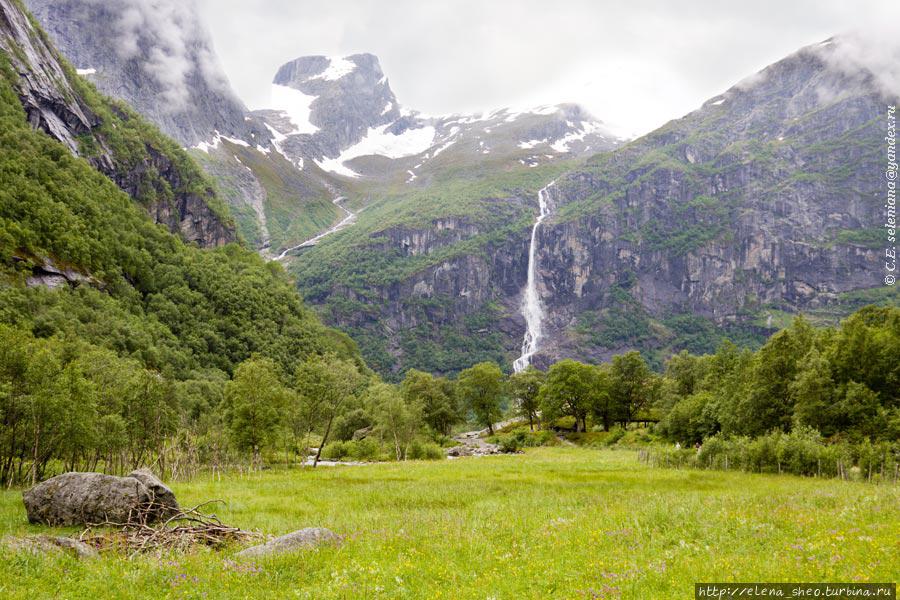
[1,448,897,599]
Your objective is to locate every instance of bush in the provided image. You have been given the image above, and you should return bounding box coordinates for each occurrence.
[321,441,349,460]
[408,440,444,460]
[346,439,380,461]
[497,434,522,453]
[333,409,373,442]
[604,426,627,447]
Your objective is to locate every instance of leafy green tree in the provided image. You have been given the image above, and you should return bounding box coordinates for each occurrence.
[735,317,814,436]
[509,367,545,431]
[834,381,881,438]
[538,360,598,432]
[401,369,459,436]
[826,306,899,407]
[457,362,505,434]
[589,364,616,431]
[790,348,837,435]
[369,382,422,460]
[294,354,366,467]
[661,391,718,445]
[223,358,290,462]
[609,351,658,426]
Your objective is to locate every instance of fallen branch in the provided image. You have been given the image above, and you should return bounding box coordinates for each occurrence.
[78,501,259,557]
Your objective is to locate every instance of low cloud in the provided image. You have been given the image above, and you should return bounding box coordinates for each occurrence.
[822,30,900,100]
[89,0,233,112]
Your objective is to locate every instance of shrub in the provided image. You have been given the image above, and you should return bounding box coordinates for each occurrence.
[345,439,380,461]
[321,441,349,460]
[408,441,445,460]
[497,434,522,453]
[604,426,627,447]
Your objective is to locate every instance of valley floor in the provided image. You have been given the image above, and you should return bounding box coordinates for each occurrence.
[0,449,897,599]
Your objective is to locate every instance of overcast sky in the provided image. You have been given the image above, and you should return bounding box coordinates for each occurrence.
[196,0,900,137]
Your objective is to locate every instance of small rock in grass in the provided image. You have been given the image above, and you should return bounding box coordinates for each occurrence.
[235,528,342,558]
[2,535,98,559]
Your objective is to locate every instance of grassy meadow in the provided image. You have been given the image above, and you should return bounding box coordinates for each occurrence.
[0,448,897,599]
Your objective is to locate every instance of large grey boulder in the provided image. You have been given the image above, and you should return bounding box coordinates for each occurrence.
[236,528,342,558]
[127,469,180,522]
[22,471,180,526]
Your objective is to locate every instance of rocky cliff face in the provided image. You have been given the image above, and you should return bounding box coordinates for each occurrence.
[24,0,269,148]
[293,37,897,376]
[531,38,895,365]
[0,0,234,247]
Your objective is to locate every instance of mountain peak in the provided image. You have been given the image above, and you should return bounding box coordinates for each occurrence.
[274,53,385,86]
[267,53,401,158]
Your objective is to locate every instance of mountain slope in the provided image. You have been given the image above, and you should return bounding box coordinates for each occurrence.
[0,0,235,247]
[0,0,363,381]
[289,38,898,377]
[536,37,898,366]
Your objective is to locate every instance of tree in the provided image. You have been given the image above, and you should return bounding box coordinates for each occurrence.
[661,391,718,445]
[294,354,366,467]
[790,348,837,435]
[401,369,459,436]
[609,351,658,426]
[223,358,290,463]
[369,382,422,460]
[538,360,598,432]
[735,317,814,436]
[457,362,505,434]
[589,364,615,431]
[508,367,545,431]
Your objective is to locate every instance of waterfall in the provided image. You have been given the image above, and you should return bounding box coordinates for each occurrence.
[513,182,555,373]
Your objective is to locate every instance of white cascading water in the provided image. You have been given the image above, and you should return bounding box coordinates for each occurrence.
[513,182,555,373]
[274,197,356,260]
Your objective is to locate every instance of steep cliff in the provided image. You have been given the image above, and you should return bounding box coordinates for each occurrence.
[24,0,270,148]
[536,37,896,365]
[291,38,897,376]
[0,0,235,247]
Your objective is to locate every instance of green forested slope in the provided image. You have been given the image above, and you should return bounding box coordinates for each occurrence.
[0,52,363,381]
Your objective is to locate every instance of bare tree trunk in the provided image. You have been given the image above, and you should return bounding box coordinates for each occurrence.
[313,416,335,468]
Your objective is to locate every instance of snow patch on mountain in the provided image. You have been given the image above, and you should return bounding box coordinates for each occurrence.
[550,121,606,153]
[76,67,95,75]
[271,84,319,135]
[263,123,304,169]
[518,139,547,150]
[316,124,437,178]
[193,131,251,154]
[310,56,357,82]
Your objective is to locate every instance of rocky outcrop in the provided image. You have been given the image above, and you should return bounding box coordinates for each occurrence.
[25,0,270,148]
[0,0,99,157]
[236,528,342,558]
[24,257,98,290]
[22,471,180,526]
[108,142,234,248]
[0,0,235,248]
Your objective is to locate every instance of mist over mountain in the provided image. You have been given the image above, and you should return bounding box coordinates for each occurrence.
[24,0,271,147]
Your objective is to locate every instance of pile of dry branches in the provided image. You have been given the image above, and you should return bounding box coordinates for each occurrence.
[78,501,259,557]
